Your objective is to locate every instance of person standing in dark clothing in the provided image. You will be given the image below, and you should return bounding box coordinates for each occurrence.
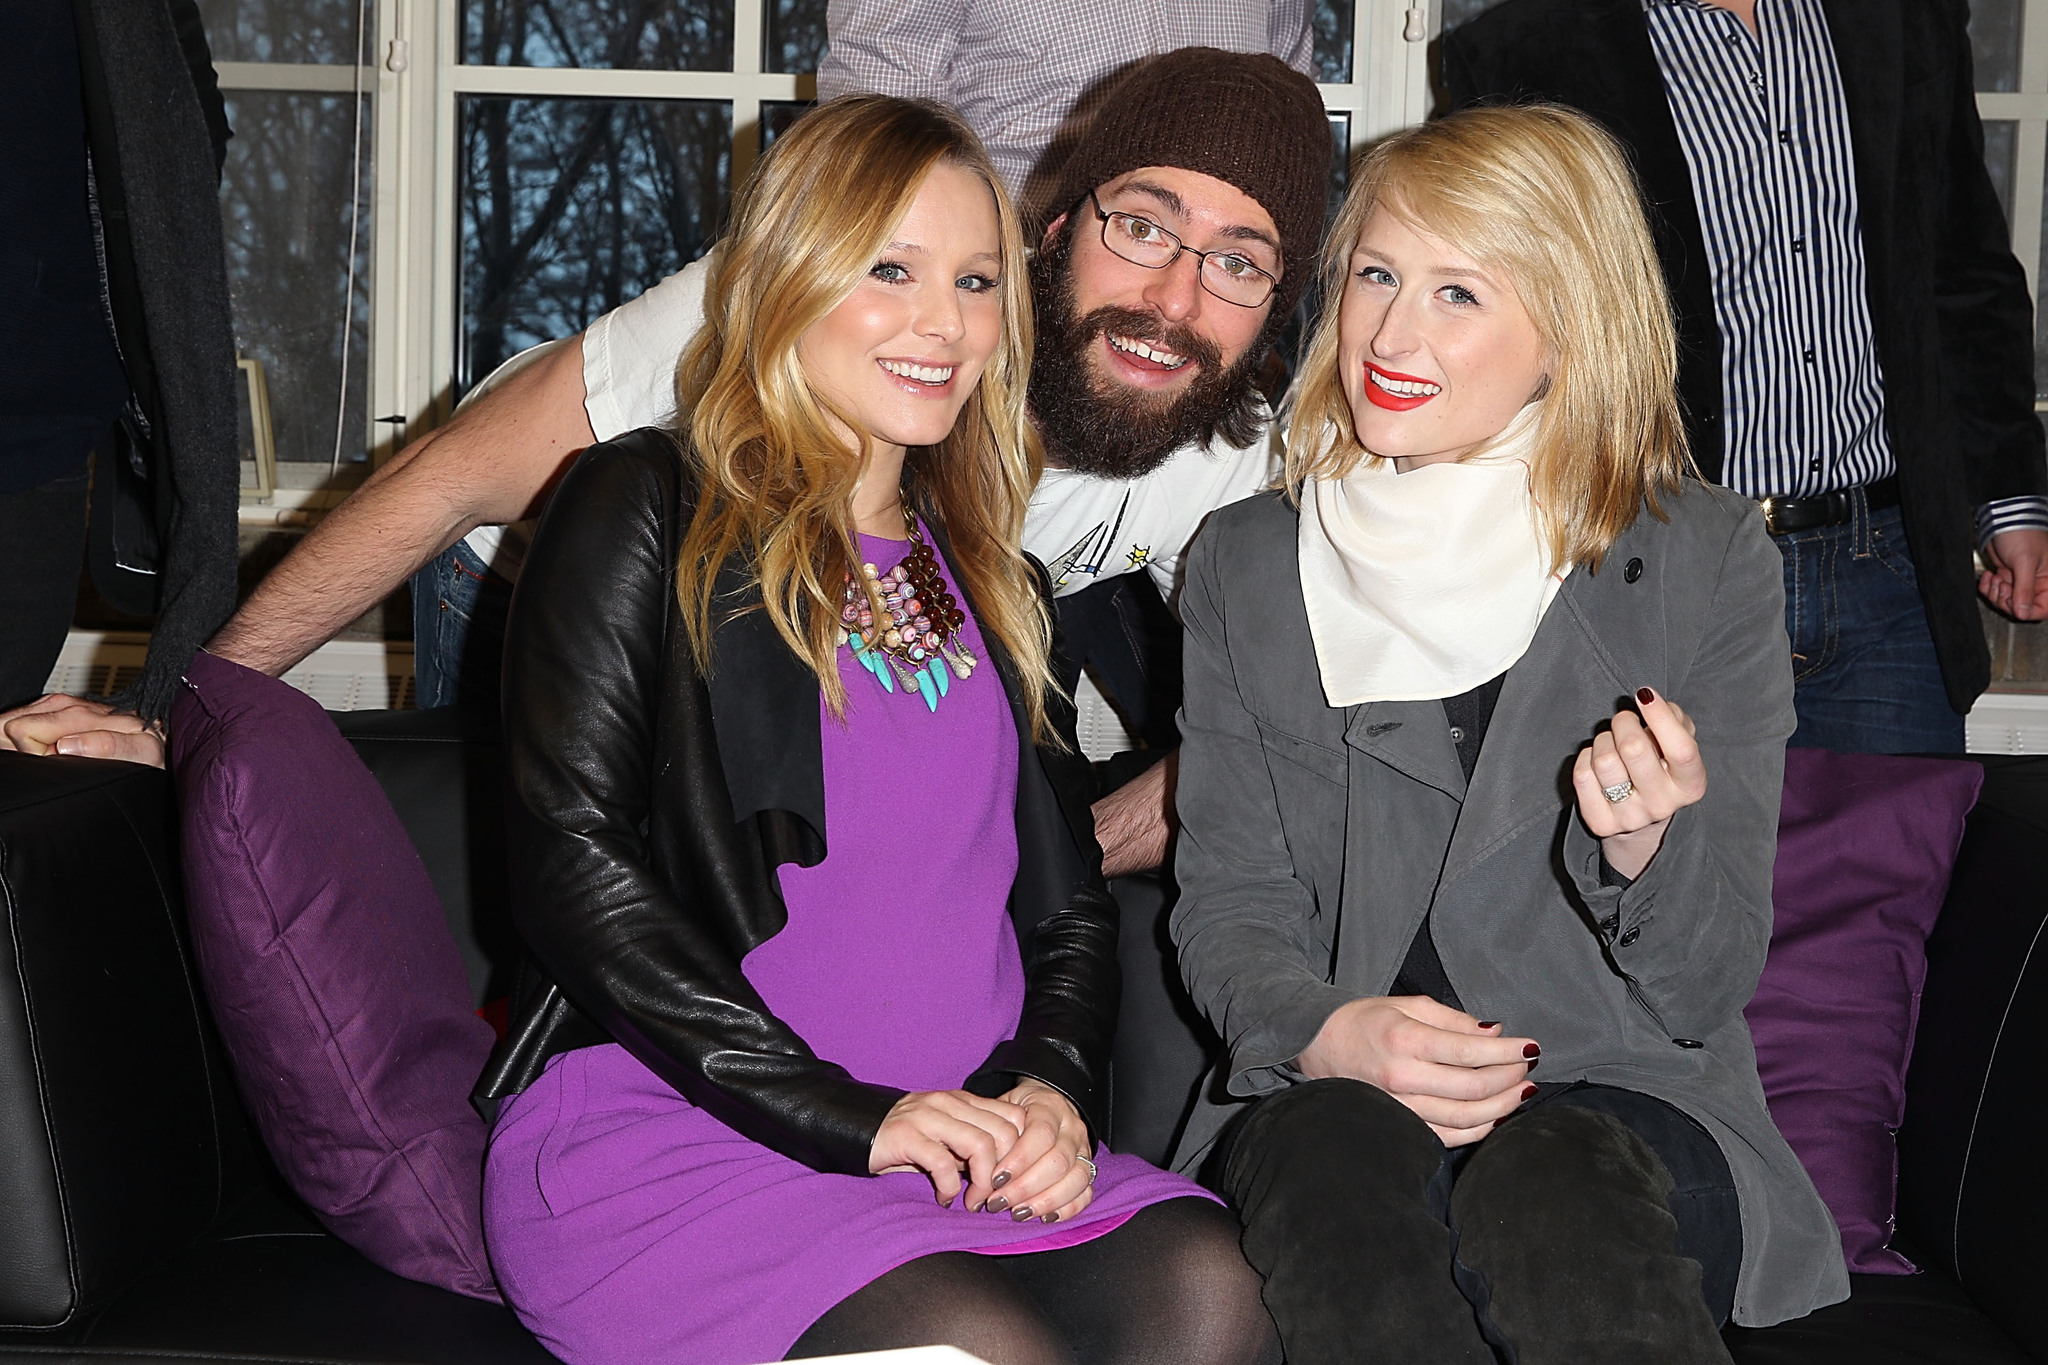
[1442,0,2048,754]
[0,0,237,721]
[0,2,132,708]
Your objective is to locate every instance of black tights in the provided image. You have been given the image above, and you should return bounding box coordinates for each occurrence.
[785,1196,1280,1365]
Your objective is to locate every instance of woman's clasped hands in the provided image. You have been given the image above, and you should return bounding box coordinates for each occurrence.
[869,1080,1096,1225]
[1296,998,1539,1147]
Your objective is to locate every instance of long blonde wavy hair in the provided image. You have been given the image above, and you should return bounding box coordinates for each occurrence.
[1287,104,1689,573]
[675,96,1053,737]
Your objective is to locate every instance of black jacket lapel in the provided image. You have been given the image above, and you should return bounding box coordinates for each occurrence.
[1817,0,1901,393]
[703,558,828,855]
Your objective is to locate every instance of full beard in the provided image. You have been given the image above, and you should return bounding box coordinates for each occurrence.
[1028,230,1270,480]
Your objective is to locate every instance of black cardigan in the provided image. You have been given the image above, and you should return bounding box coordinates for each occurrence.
[473,429,1119,1177]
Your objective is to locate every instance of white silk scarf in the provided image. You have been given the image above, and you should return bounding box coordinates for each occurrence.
[1297,405,1569,707]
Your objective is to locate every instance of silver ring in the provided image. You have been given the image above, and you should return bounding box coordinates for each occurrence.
[1077,1155,1098,1184]
[1602,781,1635,804]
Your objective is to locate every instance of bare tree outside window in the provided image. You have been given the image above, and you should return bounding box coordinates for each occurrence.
[463,0,732,69]
[768,0,827,74]
[457,0,738,392]
[459,96,730,393]
[197,0,369,64]
[1315,0,1355,82]
[218,91,371,465]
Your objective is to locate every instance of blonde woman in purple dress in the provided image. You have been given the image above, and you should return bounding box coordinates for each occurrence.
[473,96,1278,1365]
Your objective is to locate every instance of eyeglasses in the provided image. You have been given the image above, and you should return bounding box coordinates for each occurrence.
[1087,191,1279,309]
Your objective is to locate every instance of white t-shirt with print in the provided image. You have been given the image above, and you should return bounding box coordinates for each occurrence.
[466,255,1278,605]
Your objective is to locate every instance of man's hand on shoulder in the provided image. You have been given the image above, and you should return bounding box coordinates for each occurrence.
[0,694,165,767]
[1980,526,2048,621]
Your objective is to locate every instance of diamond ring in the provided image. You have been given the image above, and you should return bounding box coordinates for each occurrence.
[1602,781,1636,804]
[1077,1155,1098,1184]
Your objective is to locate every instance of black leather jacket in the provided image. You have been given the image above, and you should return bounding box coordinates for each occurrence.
[472,429,1119,1178]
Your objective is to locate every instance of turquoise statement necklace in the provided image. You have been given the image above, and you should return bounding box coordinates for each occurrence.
[838,518,978,712]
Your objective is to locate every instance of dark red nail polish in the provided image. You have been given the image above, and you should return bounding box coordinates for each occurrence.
[1523,1042,1541,1058]
[1478,1020,1501,1030]
[1521,1084,1538,1101]
[1524,1057,1539,1072]
[1636,686,1655,705]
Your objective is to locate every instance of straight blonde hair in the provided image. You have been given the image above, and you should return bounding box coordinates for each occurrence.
[675,96,1053,737]
[1287,104,1689,573]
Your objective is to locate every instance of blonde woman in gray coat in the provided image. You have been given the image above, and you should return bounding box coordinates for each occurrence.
[1169,105,1845,1364]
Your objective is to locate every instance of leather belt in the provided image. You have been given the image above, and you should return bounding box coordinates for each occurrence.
[1758,476,1900,536]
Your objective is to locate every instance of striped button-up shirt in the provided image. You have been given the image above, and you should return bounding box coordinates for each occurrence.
[1644,0,2048,542]
[818,0,1313,218]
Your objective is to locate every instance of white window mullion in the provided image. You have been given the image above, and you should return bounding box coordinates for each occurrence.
[367,0,414,468]
[732,0,765,189]
[2022,1,2048,100]
[384,0,439,456]
[215,62,369,91]
[441,66,802,98]
[427,0,463,438]
[2010,117,2046,300]
[2016,1,2048,302]
[1354,0,1431,142]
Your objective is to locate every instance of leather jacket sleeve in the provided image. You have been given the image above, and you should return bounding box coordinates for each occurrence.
[963,560,1120,1148]
[497,435,903,1175]
[965,886,1121,1149]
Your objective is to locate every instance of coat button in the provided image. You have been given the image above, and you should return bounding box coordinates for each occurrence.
[1624,558,1644,583]
[1673,1038,1705,1049]
[1618,926,1640,947]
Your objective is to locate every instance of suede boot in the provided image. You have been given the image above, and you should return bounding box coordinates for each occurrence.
[1220,1079,1494,1365]
[1449,1103,1732,1365]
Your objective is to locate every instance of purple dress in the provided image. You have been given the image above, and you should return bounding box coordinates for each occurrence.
[483,530,1209,1365]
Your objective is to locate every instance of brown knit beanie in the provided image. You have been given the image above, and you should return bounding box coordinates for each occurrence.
[1049,47,1331,318]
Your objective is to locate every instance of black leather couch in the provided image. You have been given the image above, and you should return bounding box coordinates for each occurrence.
[0,709,2040,1364]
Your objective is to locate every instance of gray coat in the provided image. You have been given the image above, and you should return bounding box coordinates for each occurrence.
[1168,481,1848,1328]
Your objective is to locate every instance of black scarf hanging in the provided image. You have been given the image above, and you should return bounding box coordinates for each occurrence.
[73,0,238,720]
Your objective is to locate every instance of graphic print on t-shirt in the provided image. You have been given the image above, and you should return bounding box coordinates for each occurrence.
[1045,492,1141,590]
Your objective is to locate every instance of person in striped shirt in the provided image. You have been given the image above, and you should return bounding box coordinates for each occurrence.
[1445,0,2048,754]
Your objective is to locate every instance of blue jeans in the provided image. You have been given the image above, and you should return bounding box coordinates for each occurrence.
[410,540,512,712]
[1777,499,1965,754]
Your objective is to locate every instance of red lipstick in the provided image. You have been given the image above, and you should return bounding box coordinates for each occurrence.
[1364,361,1441,412]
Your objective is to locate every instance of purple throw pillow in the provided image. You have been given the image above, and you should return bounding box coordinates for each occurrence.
[1748,748,1983,1275]
[169,651,499,1301]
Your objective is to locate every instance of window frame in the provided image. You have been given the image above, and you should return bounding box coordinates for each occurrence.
[236,0,2048,510]
[214,0,1437,525]
[1971,2,2048,416]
